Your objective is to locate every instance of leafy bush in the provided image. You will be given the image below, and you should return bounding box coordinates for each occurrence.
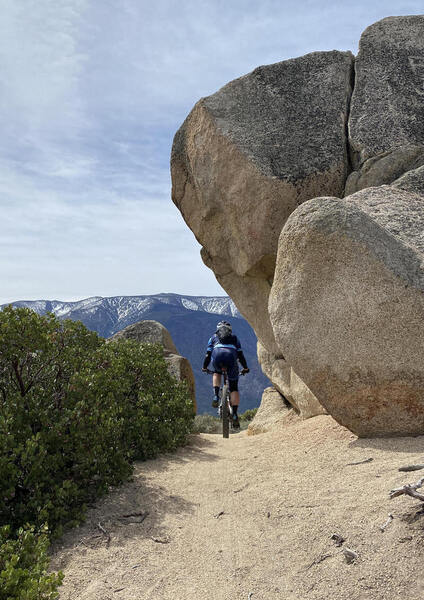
[101,338,195,461]
[193,407,258,434]
[0,525,63,600]
[0,306,194,537]
[240,408,258,422]
[192,413,221,434]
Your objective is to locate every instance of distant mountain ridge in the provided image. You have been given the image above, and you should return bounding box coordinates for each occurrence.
[1,294,267,414]
[4,294,241,337]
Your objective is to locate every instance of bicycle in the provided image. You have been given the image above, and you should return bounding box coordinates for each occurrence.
[204,368,246,439]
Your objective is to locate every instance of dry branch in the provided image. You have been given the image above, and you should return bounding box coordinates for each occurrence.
[398,464,424,472]
[97,522,111,546]
[346,458,373,466]
[303,553,332,571]
[389,477,424,501]
[380,513,393,532]
[118,511,149,524]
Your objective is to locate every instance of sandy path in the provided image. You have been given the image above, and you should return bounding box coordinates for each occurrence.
[51,415,424,599]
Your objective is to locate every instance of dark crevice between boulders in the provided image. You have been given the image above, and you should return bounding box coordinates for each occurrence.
[343,57,357,196]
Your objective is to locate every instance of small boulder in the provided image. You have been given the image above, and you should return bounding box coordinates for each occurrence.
[110,320,196,412]
[248,387,291,435]
[110,320,178,354]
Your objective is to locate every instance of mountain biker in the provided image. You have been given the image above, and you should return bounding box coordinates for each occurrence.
[202,320,249,429]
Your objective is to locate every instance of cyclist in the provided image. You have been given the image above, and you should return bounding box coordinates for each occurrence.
[202,320,249,429]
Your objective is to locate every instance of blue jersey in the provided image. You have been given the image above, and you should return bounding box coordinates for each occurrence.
[207,333,242,380]
[206,333,242,357]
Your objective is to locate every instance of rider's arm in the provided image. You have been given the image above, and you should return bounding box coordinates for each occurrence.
[237,350,248,369]
[203,351,212,369]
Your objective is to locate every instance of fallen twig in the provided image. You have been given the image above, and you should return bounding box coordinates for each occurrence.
[118,511,149,523]
[346,458,373,466]
[304,553,332,571]
[380,513,394,532]
[97,522,111,546]
[233,484,248,493]
[398,464,424,472]
[214,511,225,519]
[389,477,424,501]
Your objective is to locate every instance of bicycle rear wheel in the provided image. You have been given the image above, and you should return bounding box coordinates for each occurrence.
[221,384,230,438]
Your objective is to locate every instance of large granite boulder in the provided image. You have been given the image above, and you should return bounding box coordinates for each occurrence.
[171,51,353,417]
[269,186,424,437]
[110,320,196,412]
[247,387,291,436]
[346,16,424,194]
[171,15,424,436]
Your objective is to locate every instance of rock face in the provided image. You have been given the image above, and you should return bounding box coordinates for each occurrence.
[392,165,424,197]
[269,186,424,437]
[110,320,196,412]
[247,387,291,435]
[346,16,424,194]
[171,15,424,436]
[257,342,326,418]
[172,51,353,417]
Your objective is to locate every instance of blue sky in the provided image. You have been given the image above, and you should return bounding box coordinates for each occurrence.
[1,0,423,303]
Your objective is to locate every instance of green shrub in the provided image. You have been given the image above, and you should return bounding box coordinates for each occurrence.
[193,407,259,434]
[102,339,195,460]
[0,307,131,536]
[192,413,221,434]
[240,408,258,422]
[0,306,194,537]
[0,525,63,600]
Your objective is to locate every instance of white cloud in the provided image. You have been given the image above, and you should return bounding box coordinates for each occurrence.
[0,0,423,302]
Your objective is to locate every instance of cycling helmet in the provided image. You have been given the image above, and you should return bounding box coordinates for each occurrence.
[216,320,231,331]
[216,321,232,338]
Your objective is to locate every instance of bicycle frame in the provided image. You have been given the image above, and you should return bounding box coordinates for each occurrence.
[220,368,232,439]
[204,367,246,438]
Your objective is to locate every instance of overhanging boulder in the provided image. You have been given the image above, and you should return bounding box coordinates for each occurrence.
[171,50,353,417]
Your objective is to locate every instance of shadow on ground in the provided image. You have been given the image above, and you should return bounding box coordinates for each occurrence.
[51,434,220,564]
[349,435,424,454]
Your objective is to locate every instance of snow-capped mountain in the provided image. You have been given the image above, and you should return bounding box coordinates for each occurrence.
[5,294,241,337]
[1,294,267,414]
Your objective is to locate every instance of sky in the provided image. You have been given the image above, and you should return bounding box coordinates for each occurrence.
[0,0,423,303]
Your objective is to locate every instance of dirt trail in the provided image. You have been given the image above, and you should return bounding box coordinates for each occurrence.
[51,415,424,599]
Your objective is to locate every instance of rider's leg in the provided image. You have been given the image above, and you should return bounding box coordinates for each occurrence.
[229,379,240,427]
[213,373,222,387]
[230,390,240,406]
[211,372,221,408]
